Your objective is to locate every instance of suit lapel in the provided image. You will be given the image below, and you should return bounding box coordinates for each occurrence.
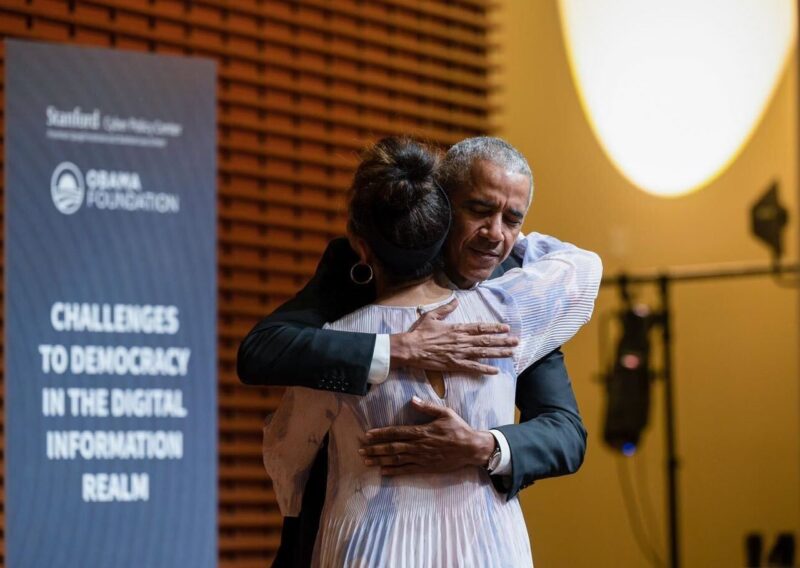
[491,254,520,280]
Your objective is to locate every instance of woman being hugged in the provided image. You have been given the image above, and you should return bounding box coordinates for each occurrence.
[264,137,601,567]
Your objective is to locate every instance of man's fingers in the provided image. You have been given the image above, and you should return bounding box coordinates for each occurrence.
[470,334,519,348]
[359,442,414,457]
[365,425,425,443]
[462,347,515,359]
[421,358,501,375]
[449,360,500,375]
[426,297,459,320]
[409,396,451,417]
[454,322,510,335]
[362,454,417,467]
[426,332,517,351]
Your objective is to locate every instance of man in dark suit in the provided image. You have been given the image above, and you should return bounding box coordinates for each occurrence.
[238,137,587,567]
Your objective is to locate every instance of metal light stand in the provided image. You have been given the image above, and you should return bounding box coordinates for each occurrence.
[603,260,800,568]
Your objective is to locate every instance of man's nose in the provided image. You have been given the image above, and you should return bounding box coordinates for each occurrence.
[479,215,503,242]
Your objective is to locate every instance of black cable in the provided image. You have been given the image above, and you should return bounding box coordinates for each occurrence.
[635,452,665,564]
[604,300,665,567]
[617,456,666,567]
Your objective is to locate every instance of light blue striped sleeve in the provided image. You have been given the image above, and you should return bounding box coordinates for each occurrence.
[481,232,603,374]
[262,387,340,517]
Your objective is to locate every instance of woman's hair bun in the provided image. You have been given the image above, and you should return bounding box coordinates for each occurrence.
[348,136,450,284]
[374,137,439,207]
[392,140,436,183]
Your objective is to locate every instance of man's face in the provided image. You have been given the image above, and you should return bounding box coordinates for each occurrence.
[443,159,531,288]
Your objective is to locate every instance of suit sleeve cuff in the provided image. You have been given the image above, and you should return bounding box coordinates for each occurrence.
[366,334,391,385]
[489,429,512,476]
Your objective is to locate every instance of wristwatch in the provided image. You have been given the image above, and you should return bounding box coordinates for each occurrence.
[486,437,502,474]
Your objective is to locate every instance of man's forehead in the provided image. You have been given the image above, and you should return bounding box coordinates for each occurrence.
[459,163,530,206]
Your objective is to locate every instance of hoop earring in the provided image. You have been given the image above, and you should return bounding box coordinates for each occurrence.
[350,262,374,285]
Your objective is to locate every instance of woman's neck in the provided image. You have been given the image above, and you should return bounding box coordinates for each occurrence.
[374,275,452,307]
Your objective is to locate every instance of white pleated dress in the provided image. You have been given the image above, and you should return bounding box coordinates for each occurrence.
[263,233,602,568]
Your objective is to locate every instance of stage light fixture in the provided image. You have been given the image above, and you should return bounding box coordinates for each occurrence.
[558,0,796,197]
[751,181,789,261]
[603,304,655,453]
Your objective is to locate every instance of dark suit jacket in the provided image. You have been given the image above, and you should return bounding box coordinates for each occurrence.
[237,238,587,567]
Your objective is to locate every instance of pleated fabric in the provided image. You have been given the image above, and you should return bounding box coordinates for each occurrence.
[263,233,602,568]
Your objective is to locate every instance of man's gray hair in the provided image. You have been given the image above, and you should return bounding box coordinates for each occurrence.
[439,136,533,202]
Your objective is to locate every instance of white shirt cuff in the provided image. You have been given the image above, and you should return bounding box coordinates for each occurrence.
[366,334,391,385]
[488,429,512,476]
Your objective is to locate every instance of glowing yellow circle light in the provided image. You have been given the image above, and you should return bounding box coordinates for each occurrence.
[558,0,797,197]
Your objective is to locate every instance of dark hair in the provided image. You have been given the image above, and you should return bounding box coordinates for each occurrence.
[348,137,450,284]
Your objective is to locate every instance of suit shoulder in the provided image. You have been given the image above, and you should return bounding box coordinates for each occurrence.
[490,255,521,280]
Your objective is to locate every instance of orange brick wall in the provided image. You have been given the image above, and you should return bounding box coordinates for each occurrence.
[0,1,489,564]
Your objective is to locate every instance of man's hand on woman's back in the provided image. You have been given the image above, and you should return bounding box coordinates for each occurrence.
[389,298,519,376]
[359,396,496,475]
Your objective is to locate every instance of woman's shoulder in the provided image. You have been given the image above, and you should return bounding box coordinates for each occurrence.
[462,279,515,305]
[326,292,458,332]
[324,303,390,332]
[451,286,512,325]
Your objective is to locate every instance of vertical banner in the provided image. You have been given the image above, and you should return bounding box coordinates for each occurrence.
[5,40,217,567]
